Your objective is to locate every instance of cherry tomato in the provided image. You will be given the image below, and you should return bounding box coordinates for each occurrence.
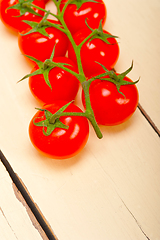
[82,76,139,126]
[59,0,106,34]
[68,28,119,78]
[0,0,45,33]
[29,101,89,159]
[29,57,79,104]
[18,19,69,63]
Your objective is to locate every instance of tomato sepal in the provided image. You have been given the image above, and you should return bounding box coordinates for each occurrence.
[85,19,118,45]
[18,47,74,89]
[33,109,69,136]
[21,12,65,37]
[91,61,140,97]
[68,0,101,10]
[7,0,43,17]
[21,11,50,37]
[33,101,73,136]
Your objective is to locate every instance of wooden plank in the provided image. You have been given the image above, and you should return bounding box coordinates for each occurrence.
[0,164,45,240]
[0,1,160,240]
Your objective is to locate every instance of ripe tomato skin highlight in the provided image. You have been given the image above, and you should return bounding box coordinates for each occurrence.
[60,0,106,34]
[68,28,119,78]
[29,101,89,159]
[82,76,139,126]
[18,19,69,63]
[29,57,79,104]
[0,0,45,33]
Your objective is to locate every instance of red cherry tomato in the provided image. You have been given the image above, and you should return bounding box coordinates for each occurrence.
[29,57,79,104]
[18,19,69,63]
[0,0,45,33]
[60,0,106,34]
[82,76,139,126]
[68,28,119,78]
[29,101,89,159]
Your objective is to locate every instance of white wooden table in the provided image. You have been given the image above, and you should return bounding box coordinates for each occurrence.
[0,0,160,239]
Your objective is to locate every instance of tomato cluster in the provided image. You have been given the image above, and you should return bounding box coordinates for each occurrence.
[0,0,139,159]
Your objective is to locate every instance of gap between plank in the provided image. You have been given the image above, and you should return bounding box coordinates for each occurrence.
[0,150,58,240]
[138,103,160,137]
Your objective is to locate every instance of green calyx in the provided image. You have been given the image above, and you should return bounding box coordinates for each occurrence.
[18,45,72,89]
[68,0,100,10]
[86,19,118,44]
[33,102,73,136]
[90,61,139,97]
[7,0,42,17]
[21,11,62,37]
[18,55,55,89]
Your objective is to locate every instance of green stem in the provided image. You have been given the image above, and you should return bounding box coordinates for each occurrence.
[53,2,102,138]
[78,31,95,49]
[55,64,80,78]
[44,21,67,33]
[30,3,59,20]
[49,109,103,139]
[43,59,79,78]
[49,111,86,124]
[30,0,103,139]
[60,19,85,78]
[53,0,86,78]
[82,81,103,139]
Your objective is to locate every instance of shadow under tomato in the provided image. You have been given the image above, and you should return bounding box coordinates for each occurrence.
[98,111,138,136]
[30,142,89,170]
[0,23,19,36]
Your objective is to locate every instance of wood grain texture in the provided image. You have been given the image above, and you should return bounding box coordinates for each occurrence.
[0,165,44,240]
[0,0,160,240]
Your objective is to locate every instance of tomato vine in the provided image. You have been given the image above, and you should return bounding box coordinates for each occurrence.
[0,0,139,158]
